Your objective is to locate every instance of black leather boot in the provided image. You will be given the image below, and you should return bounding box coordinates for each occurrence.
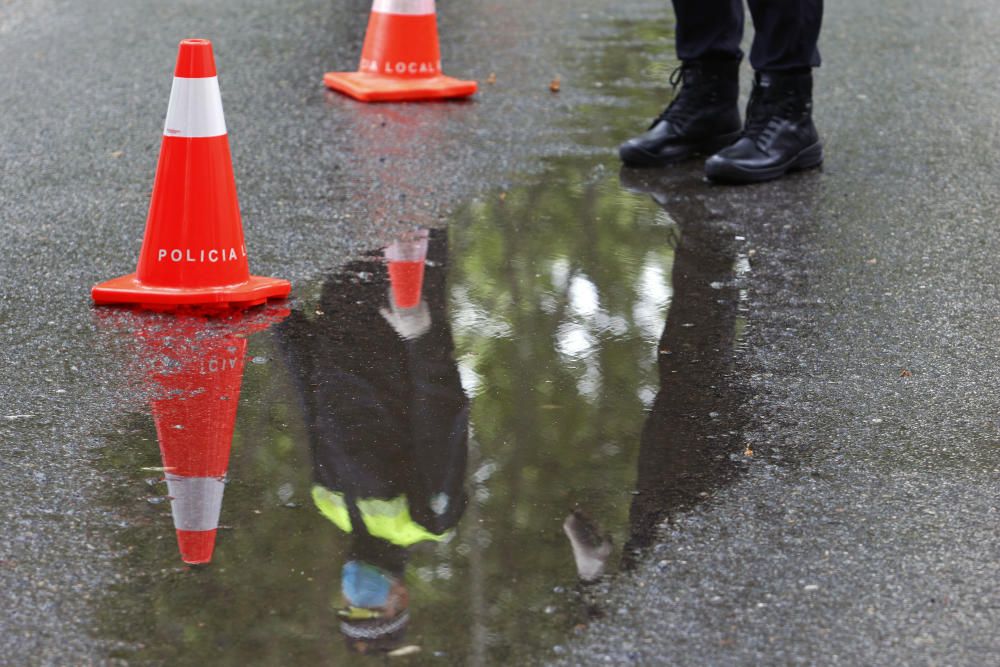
[705,70,823,184]
[619,60,742,167]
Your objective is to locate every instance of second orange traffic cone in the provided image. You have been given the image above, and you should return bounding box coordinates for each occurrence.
[324,0,477,102]
[92,39,291,311]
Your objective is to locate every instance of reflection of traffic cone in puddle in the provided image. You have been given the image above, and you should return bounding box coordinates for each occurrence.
[324,0,477,102]
[384,230,428,309]
[93,39,290,310]
[132,308,288,564]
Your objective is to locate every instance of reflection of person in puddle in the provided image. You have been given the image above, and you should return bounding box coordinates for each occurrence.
[562,178,743,577]
[624,191,742,568]
[275,230,469,654]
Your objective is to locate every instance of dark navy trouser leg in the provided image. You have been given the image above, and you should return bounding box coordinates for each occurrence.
[747,0,823,71]
[671,0,744,63]
[671,0,823,70]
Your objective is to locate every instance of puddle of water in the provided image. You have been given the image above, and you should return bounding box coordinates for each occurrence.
[94,168,748,666]
[93,17,751,666]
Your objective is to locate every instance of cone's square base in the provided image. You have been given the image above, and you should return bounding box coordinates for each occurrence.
[92,273,291,311]
[324,72,477,102]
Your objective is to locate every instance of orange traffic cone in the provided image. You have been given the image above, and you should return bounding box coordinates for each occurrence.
[324,0,477,102]
[92,39,291,311]
[384,230,428,309]
[133,308,287,564]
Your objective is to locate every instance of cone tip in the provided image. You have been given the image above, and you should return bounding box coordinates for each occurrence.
[176,529,217,564]
[175,38,217,78]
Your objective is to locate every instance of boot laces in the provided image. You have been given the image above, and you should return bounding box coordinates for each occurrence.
[652,64,704,130]
[743,85,800,151]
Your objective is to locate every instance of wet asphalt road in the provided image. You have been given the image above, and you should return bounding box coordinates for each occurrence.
[1,0,998,665]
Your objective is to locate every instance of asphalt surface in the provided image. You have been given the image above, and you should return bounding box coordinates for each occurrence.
[1,0,998,665]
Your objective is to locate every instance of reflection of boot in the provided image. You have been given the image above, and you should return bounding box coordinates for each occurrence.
[563,510,613,582]
[705,71,823,184]
[618,164,701,212]
[619,60,742,167]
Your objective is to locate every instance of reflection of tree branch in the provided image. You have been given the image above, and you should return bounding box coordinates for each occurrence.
[579,179,601,276]
[550,266,580,343]
[498,196,529,576]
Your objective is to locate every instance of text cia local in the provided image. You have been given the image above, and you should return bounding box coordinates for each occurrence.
[359,59,442,75]
[157,247,246,263]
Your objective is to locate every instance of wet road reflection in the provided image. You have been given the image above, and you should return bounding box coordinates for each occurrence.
[618,169,747,567]
[83,14,767,662]
[274,229,469,655]
[97,164,749,664]
[97,308,289,565]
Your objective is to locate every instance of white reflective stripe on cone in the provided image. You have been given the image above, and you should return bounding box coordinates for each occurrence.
[163,76,227,138]
[166,474,226,532]
[372,0,436,16]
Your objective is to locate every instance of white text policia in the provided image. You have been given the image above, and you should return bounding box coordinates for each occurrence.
[156,246,247,263]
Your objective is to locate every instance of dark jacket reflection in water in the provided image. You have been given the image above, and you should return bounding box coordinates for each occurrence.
[625,204,743,568]
[561,194,744,580]
[275,230,469,652]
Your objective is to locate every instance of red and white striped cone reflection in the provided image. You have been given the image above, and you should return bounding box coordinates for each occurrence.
[166,475,227,565]
[383,231,428,310]
[95,307,291,565]
[146,319,248,565]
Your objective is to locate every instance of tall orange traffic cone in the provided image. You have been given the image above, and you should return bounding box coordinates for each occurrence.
[92,39,291,311]
[133,309,287,564]
[324,0,477,102]
[384,230,428,309]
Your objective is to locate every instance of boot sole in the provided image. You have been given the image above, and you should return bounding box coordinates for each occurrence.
[704,141,824,185]
[619,130,742,168]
